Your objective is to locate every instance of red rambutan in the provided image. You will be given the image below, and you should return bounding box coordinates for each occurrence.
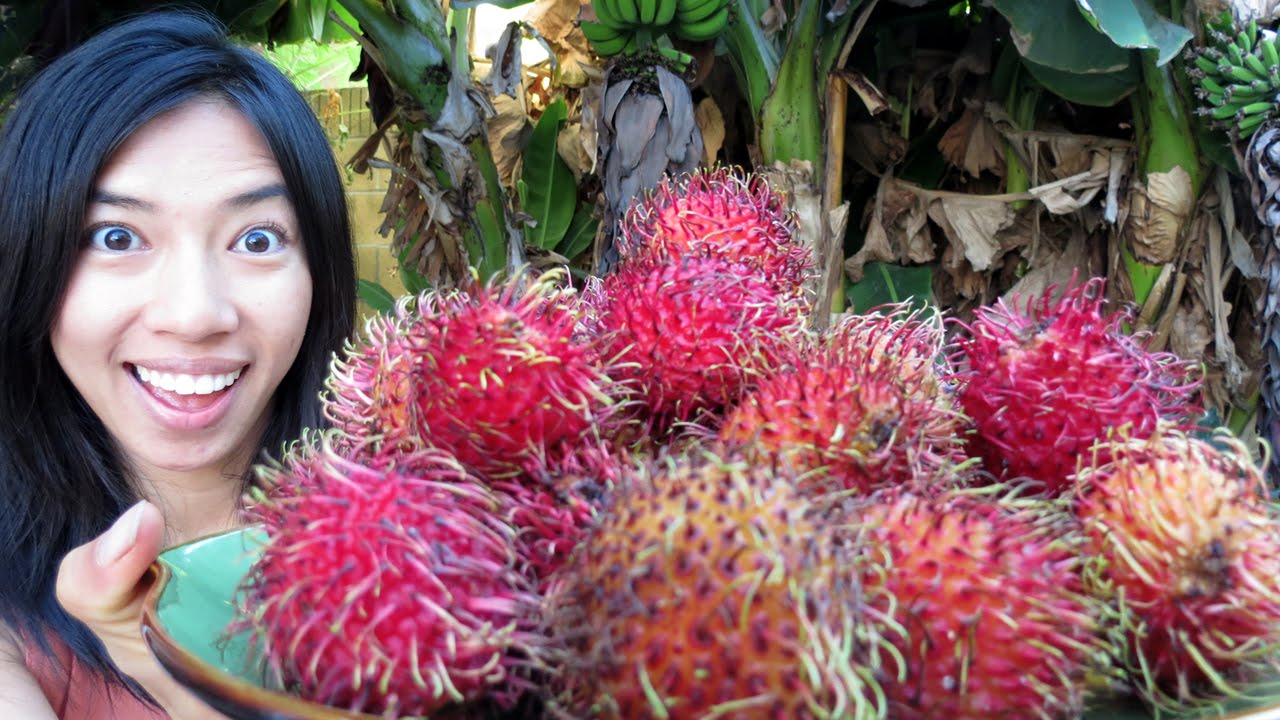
[546,449,878,719]
[617,166,812,294]
[323,270,621,478]
[237,437,545,716]
[949,277,1200,494]
[595,254,809,428]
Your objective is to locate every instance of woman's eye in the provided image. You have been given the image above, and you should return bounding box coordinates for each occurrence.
[87,226,142,252]
[235,227,284,254]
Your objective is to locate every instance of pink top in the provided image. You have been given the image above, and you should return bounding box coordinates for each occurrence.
[22,631,169,720]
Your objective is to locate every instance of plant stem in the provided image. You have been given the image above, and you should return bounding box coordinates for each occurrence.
[758,0,823,170]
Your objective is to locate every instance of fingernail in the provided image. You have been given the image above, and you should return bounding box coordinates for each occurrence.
[95,501,147,567]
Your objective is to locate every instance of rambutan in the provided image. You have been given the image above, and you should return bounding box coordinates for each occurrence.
[719,306,968,495]
[852,487,1100,719]
[1074,428,1280,709]
[595,254,809,428]
[546,449,878,719]
[949,277,1201,494]
[237,437,545,716]
[323,270,620,478]
[617,166,812,294]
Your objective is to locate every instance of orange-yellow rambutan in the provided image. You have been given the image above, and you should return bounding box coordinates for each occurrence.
[546,449,879,719]
[1074,428,1280,710]
[853,488,1099,719]
[719,306,967,495]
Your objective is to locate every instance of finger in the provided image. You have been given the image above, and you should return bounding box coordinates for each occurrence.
[55,500,166,623]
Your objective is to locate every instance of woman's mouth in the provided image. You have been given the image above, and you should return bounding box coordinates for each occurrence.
[130,363,246,415]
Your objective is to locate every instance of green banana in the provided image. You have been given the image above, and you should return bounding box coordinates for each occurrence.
[1212,103,1241,120]
[1228,40,1246,66]
[1246,52,1271,80]
[613,0,639,26]
[1264,35,1280,70]
[637,0,657,25]
[1238,29,1254,54]
[1237,110,1271,135]
[1205,92,1226,106]
[1200,77,1226,95]
[592,0,629,30]
[1225,64,1262,84]
[1225,81,1266,96]
[1194,55,1220,75]
[675,5,728,41]
[654,0,677,28]
[581,20,630,55]
[677,0,723,25]
[1239,100,1275,116]
[657,45,692,72]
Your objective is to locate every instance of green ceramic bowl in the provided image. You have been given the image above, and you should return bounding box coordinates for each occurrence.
[140,527,379,720]
[142,528,1280,720]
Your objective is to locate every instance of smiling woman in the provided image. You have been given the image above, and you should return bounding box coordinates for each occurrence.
[0,10,355,720]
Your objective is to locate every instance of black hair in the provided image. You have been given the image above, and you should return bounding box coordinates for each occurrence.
[0,8,355,700]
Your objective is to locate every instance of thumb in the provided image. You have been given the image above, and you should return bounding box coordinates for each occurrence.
[56,500,166,624]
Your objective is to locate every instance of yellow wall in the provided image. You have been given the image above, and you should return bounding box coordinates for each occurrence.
[305,87,407,322]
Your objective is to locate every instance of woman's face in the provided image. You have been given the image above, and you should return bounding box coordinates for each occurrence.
[51,99,313,483]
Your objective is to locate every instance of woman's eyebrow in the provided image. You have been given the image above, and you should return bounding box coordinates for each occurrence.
[89,184,290,212]
[222,183,290,210]
[90,189,154,211]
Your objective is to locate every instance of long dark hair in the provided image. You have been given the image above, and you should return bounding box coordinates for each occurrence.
[0,8,355,695]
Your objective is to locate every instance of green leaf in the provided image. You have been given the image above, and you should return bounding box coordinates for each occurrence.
[1021,56,1140,106]
[845,263,934,314]
[991,0,1130,73]
[357,278,398,314]
[395,243,433,295]
[1073,0,1192,67]
[521,99,576,251]
[556,206,599,261]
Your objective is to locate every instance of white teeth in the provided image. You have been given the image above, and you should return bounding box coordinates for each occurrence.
[134,366,242,396]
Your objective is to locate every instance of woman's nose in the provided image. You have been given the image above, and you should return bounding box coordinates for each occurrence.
[141,249,239,339]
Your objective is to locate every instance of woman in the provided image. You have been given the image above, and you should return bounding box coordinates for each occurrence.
[0,10,356,718]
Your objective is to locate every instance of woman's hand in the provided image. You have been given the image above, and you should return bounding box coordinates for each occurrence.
[55,501,230,719]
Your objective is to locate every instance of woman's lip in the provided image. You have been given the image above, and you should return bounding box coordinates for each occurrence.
[128,359,250,375]
[130,366,244,431]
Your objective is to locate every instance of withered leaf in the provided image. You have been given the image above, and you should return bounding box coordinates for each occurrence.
[937,107,1005,178]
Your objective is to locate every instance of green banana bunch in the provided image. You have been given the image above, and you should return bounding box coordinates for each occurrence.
[583,0,700,71]
[672,0,731,42]
[589,0,680,34]
[1189,19,1280,139]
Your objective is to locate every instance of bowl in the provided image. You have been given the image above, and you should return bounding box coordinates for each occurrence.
[140,527,378,720]
[142,528,1280,720]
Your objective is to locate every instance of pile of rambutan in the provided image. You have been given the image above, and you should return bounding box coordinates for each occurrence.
[222,166,1280,720]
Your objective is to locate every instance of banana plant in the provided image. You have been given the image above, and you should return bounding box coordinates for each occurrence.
[333,0,521,286]
[990,0,1198,313]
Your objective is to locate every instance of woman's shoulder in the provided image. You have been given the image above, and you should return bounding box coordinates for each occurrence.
[4,623,167,719]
